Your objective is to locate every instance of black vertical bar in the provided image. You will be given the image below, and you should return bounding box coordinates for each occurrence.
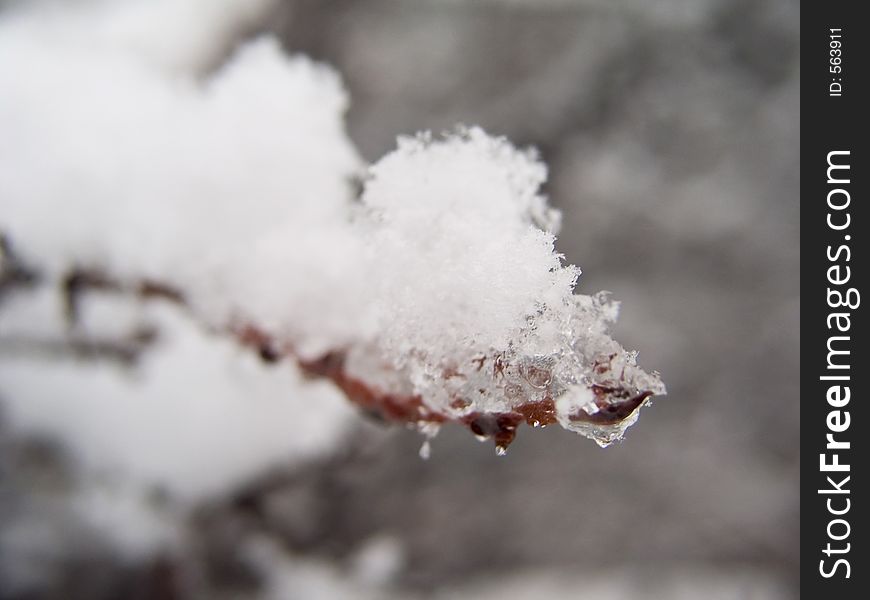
[802,2,867,596]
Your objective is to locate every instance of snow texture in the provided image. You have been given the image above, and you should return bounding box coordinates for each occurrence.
[0,0,663,455]
[0,294,356,502]
[347,130,665,447]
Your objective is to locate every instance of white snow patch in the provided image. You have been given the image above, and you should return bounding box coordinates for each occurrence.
[0,300,358,502]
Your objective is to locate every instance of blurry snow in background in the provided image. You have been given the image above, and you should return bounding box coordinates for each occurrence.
[1,0,798,598]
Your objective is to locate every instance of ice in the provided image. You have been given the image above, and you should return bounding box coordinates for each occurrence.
[419,440,432,460]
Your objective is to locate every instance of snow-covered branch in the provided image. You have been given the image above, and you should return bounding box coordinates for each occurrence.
[0,0,664,459]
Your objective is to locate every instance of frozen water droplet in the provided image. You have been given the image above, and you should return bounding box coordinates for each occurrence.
[520,357,552,389]
[495,445,508,457]
[532,420,540,428]
[474,434,489,443]
[419,440,431,460]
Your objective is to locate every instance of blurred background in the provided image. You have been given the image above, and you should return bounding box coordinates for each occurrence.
[1,0,799,598]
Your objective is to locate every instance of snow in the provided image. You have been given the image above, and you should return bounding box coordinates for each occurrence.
[0,0,663,458]
[0,297,357,502]
[0,0,275,73]
[359,128,572,358]
[1,0,367,353]
[352,131,664,445]
[0,5,365,561]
